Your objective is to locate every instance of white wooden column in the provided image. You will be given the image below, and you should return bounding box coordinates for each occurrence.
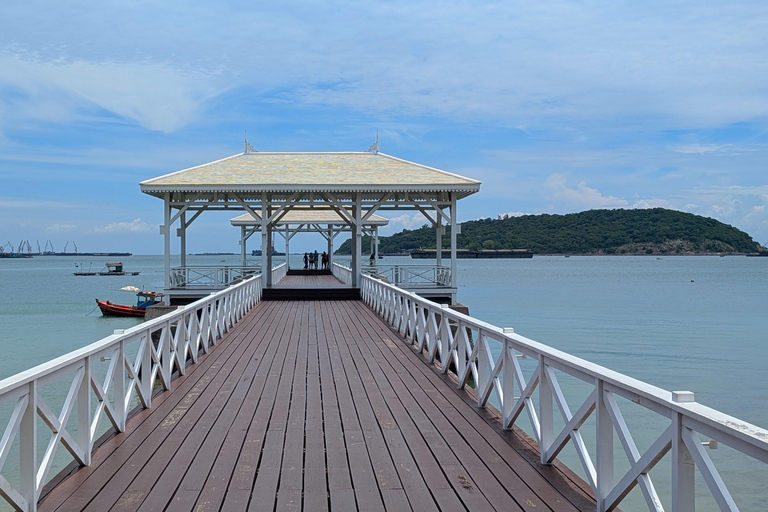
[267,227,273,284]
[374,227,379,260]
[436,210,443,267]
[180,210,187,268]
[327,226,333,267]
[163,193,172,295]
[240,225,247,267]
[450,193,458,302]
[285,225,290,269]
[352,194,362,287]
[261,193,269,288]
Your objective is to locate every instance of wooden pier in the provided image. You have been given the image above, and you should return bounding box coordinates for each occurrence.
[39,294,592,511]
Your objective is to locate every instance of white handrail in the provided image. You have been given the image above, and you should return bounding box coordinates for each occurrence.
[361,274,768,511]
[332,262,352,285]
[363,264,451,287]
[0,275,262,511]
[169,265,261,288]
[271,262,287,284]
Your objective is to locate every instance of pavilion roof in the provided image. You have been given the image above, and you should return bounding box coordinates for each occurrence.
[229,210,388,226]
[140,152,481,198]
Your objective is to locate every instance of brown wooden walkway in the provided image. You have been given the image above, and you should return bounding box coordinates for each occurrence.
[277,274,345,286]
[40,300,594,511]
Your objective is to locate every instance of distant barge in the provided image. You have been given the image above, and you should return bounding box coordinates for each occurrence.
[410,249,533,259]
[73,262,140,276]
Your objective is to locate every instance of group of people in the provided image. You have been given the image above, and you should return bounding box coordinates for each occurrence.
[303,250,328,270]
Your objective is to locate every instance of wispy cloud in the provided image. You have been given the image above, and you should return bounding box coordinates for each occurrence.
[545,174,629,208]
[0,54,221,132]
[94,218,153,234]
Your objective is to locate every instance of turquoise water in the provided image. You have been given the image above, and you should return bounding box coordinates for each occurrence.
[0,254,766,509]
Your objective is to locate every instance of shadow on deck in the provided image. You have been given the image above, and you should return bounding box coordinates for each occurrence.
[40,300,594,512]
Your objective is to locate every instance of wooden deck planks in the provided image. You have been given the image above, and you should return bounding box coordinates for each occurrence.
[40,298,595,512]
[277,274,343,286]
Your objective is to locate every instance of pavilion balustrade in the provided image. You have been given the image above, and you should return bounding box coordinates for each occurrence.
[363,264,452,288]
[169,264,262,289]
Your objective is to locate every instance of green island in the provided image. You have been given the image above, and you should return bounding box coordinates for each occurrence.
[336,208,765,255]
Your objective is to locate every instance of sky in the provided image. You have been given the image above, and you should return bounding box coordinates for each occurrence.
[1,1,767,254]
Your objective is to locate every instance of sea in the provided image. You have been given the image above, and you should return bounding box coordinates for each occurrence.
[0,254,766,510]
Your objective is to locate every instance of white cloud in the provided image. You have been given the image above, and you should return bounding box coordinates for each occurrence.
[0,198,79,209]
[673,144,728,155]
[0,54,221,132]
[497,211,527,219]
[631,198,675,209]
[94,218,153,234]
[386,213,431,232]
[3,2,768,130]
[545,174,629,208]
[45,224,78,233]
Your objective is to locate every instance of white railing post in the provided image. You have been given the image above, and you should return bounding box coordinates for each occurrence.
[140,332,153,408]
[20,382,36,510]
[115,339,127,432]
[595,380,613,511]
[672,411,696,512]
[538,356,553,465]
[78,358,92,465]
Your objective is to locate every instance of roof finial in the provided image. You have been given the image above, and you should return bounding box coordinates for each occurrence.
[244,131,257,154]
[366,131,379,154]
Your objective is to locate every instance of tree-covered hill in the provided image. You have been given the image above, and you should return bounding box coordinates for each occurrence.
[335,208,762,255]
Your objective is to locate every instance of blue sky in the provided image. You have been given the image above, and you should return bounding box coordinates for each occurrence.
[1,1,767,254]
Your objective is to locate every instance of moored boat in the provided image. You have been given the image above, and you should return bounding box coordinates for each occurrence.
[96,291,164,317]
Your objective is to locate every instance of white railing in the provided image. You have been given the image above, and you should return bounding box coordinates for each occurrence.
[363,265,451,288]
[332,262,353,285]
[271,262,287,284]
[0,276,262,511]
[361,275,768,511]
[169,265,261,289]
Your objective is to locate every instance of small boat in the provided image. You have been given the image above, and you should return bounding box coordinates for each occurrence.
[96,291,164,317]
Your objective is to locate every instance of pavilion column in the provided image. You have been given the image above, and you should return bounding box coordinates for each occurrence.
[163,193,171,299]
[240,226,247,267]
[285,225,290,269]
[267,228,273,284]
[374,227,379,261]
[436,211,443,267]
[261,194,269,288]
[327,226,333,268]
[180,210,187,268]
[352,194,362,287]
[450,193,458,303]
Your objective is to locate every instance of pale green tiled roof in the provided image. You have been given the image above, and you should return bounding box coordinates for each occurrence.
[140,152,480,197]
[230,210,388,226]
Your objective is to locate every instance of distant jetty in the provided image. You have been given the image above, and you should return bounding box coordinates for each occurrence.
[45,252,132,256]
[410,249,533,259]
